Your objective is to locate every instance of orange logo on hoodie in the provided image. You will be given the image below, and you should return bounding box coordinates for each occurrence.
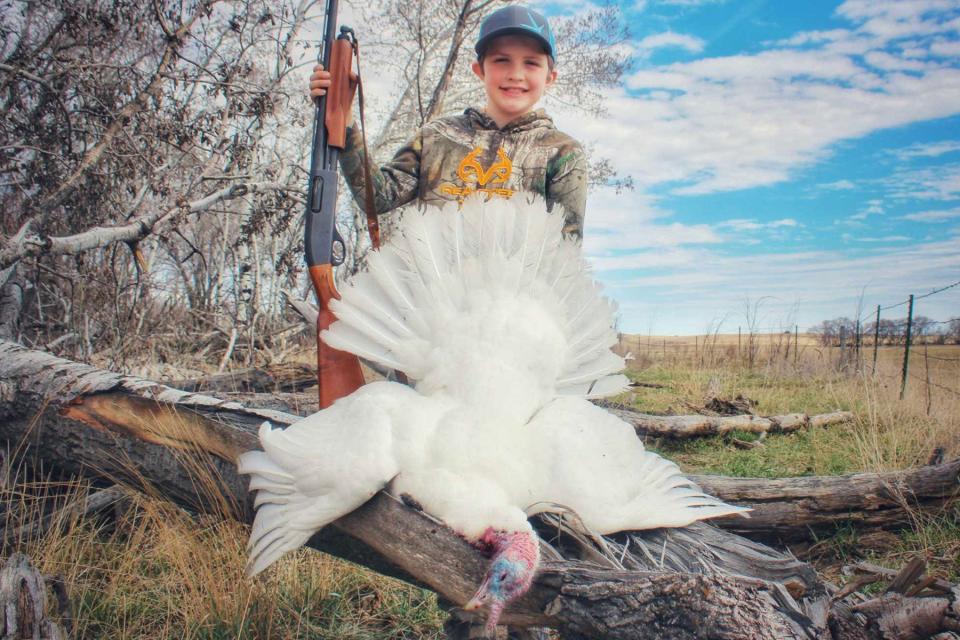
[440,147,515,200]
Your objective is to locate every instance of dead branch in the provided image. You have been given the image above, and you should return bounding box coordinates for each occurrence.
[166,362,317,394]
[598,402,855,438]
[0,182,290,269]
[695,462,960,541]
[26,3,213,226]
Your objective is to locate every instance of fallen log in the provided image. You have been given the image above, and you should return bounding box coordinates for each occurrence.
[2,339,958,639]
[695,462,960,542]
[166,362,317,394]
[598,401,855,439]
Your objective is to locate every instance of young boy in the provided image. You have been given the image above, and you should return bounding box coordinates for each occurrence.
[310,5,587,238]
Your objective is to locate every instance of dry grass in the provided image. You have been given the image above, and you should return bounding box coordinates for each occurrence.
[2,474,444,640]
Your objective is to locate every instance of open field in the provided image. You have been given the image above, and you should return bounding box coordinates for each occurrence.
[5,339,959,638]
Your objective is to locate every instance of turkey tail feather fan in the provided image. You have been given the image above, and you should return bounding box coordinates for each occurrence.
[323,195,629,402]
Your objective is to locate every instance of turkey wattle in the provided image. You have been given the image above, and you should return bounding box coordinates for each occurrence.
[239,195,748,632]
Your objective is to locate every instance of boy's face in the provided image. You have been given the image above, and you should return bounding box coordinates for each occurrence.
[472,35,557,126]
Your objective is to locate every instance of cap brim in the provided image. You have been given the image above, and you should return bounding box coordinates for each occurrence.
[475,27,554,59]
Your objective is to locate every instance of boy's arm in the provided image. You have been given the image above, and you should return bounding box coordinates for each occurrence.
[546,144,588,239]
[339,125,421,215]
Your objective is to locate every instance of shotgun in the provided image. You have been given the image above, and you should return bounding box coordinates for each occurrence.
[305,0,365,408]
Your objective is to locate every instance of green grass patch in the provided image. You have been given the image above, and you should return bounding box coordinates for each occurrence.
[650,426,859,478]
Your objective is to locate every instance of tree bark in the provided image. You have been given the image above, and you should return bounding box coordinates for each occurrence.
[694,461,960,541]
[166,362,317,394]
[2,339,959,639]
[0,554,69,639]
[600,402,854,439]
[0,264,25,341]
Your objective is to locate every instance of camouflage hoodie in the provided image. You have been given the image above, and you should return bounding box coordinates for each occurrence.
[339,108,587,237]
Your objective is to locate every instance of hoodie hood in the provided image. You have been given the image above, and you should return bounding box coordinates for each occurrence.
[464,107,555,133]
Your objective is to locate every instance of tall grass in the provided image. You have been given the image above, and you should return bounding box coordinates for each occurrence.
[1,472,444,639]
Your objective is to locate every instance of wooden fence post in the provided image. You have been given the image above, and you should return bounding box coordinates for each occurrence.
[900,294,915,400]
[854,319,861,371]
[872,305,881,375]
[794,325,798,366]
[839,325,846,369]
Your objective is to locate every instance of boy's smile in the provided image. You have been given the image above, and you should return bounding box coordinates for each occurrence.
[472,35,557,128]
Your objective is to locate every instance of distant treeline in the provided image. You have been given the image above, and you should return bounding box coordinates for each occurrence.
[808,317,960,347]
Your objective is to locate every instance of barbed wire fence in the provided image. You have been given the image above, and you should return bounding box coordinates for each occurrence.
[855,279,960,400]
[621,278,960,404]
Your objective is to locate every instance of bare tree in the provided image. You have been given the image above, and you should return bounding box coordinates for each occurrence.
[948,317,960,344]
[0,0,631,371]
[0,0,321,367]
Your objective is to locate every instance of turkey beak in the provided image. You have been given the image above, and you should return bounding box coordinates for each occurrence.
[464,581,491,611]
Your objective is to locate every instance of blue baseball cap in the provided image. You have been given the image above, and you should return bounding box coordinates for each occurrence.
[475,6,557,62]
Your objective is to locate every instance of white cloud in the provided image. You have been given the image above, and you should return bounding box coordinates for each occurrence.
[886,164,960,200]
[820,179,857,190]
[849,200,885,221]
[778,29,853,47]
[836,0,960,41]
[894,140,960,159]
[848,235,912,242]
[657,0,728,5]
[863,50,936,71]
[555,1,960,334]
[636,32,705,55]
[581,187,722,253]
[901,207,960,222]
[931,38,960,57]
[717,218,800,232]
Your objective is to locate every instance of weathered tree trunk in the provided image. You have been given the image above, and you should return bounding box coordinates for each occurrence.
[166,362,317,394]
[0,554,69,639]
[0,264,25,341]
[695,461,960,541]
[1,339,958,639]
[599,402,854,438]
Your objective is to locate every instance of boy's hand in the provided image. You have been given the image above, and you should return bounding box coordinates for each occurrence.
[309,64,332,98]
[309,64,355,126]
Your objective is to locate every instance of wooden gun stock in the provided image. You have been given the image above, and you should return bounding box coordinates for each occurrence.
[309,264,365,409]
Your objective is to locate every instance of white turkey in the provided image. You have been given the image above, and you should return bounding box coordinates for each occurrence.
[239,195,748,632]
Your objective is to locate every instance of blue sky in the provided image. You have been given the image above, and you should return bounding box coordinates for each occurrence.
[543,0,960,335]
